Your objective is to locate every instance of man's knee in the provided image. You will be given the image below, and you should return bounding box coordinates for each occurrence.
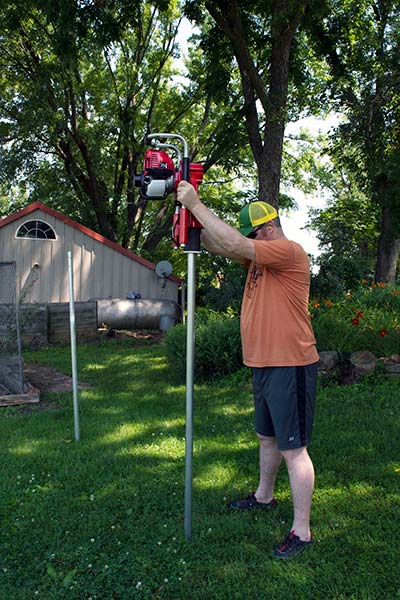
[256,433,277,446]
[280,446,309,463]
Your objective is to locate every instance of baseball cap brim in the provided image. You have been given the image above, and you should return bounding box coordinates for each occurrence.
[239,224,255,237]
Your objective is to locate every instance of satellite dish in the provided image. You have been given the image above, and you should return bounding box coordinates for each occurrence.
[155,260,173,279]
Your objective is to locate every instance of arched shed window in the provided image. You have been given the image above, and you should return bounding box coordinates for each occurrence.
[16,220,56,240]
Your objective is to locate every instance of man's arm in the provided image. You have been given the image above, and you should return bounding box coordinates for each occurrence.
[201,230,248,264]
[176,181,256,263]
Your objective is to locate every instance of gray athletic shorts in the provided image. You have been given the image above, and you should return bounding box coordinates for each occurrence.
[252,363,318,451]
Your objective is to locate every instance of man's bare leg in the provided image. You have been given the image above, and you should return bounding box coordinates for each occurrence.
[281,446,314,541]
[255,434,282,503]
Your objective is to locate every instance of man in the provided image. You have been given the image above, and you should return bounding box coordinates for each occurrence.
[176,181,319,560]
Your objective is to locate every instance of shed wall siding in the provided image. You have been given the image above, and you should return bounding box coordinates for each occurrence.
[0,210,178,303]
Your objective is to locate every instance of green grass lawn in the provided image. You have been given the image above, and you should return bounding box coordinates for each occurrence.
[0,337,399,600]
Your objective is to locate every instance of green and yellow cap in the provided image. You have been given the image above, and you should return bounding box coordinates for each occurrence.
[238,201,278,237]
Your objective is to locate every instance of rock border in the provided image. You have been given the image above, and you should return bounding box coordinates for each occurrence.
[318,351,400,385]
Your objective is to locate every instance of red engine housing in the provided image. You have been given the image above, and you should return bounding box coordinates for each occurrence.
[142,149,204,192]
[143,149,175,172]
[137,147,204,251]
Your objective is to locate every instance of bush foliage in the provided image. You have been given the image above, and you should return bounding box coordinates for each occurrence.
[310,283,400,356]
[197,259,247,313]
[310,254,374,299]
[165,313,242,382]
[166,283,400,382]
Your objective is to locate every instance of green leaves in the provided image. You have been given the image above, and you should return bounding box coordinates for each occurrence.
[0,1,190,247]
[46,564,58,579]
[46,564,77,588]
[165,312,242,382]
[306,0,400,280]
[62,568,78,588]
[0,0,259,259]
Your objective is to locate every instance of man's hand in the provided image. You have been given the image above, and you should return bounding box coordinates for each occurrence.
[177,180,256,263]
[176,181,199,211]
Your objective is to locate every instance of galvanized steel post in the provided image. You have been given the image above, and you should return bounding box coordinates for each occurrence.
[184,252,196,540]
[67,251,80,442]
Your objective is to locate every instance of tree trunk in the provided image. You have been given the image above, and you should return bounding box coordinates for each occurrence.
[261,0,305,206]
[205,0,306,208]
[375,205,400,283]
[261,121,285,205]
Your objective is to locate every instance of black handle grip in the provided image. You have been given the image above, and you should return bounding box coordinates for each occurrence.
[182,157,190,182]
[185,228,201,253]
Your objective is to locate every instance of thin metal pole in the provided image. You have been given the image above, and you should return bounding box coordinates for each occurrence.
[184,252,196,540]
[67,251,80,442]
[13,262,25,394]
[181,280,186,325]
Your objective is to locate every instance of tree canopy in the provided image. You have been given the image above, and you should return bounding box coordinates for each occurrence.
[1,0,399,283]
[0,0,248,262]
[307,0,400,281]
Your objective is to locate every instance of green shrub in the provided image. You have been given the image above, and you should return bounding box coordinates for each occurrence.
[356,284,400,311]
[165,315,242,382]
[197,259,247,313]
[166,283,400,383]
[311,284,400,356]
[164,323,187,381]
[312,310,400,356]
[193,306,228,324]
[310,254,373,299]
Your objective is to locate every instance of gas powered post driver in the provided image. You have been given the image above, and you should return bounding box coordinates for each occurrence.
[134,133,204,252]
[135,133,202,540]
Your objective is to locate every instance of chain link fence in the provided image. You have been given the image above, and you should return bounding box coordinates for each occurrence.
[0,261,25,395]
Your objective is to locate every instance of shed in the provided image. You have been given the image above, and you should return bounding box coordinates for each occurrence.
[0,202,180,303]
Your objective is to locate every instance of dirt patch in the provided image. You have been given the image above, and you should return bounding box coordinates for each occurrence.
[17,399,60,415]
[24,363,91,393]
[15,331,162,412]
[22,331,163,393]
[99,328,165,344]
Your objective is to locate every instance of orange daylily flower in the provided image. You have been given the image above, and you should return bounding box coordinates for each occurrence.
[351,318,360,326]
[379,329,388,337]
[324,300,334,307]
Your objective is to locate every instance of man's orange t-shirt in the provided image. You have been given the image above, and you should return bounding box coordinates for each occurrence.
[240,238,319,367]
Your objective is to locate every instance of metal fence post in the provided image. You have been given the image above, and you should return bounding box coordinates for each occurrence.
[67,251,80,442]
[184,252,196,540]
